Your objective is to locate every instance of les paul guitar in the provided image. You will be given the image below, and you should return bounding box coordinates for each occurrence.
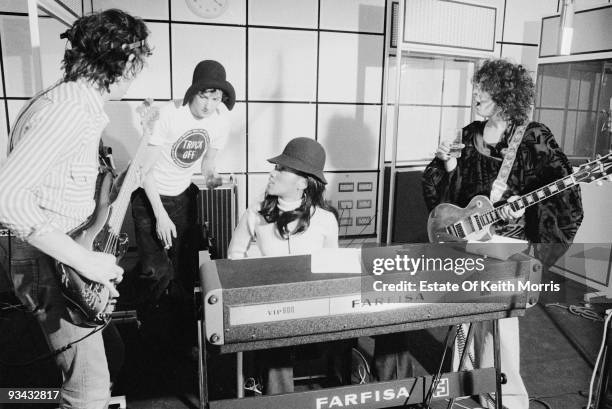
[427,152,612,243]
[55,100,159,327]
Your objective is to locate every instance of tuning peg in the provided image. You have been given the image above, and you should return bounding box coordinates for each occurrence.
[597,180,603,186]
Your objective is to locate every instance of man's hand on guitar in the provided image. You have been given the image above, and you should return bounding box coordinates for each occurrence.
[75,251,123,298]
[156,210,177,249]
[498,195,525,221]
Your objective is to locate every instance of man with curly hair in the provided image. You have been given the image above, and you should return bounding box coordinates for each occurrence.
[374,59,583,409]
[424,58,583,257]
[420,59,583,408]
[0,9,150,408]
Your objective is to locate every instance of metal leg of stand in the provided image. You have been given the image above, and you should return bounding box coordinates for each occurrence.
[424,326,459,408]
[493,319,503,409]
[595,345,608,409]
[237,352,244,398]
[446,323,475,409]
[595,322,611,409]
[198,319,208,409]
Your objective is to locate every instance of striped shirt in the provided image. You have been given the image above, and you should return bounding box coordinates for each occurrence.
[0,80,109,239]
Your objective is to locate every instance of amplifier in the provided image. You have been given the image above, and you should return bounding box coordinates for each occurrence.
[198,243,540,351]
[195,181,238,259]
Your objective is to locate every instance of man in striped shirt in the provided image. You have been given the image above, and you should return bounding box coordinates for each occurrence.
[0,9,150,408]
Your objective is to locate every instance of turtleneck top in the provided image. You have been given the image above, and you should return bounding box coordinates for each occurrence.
[227,198,339,259]
[276,197,302,212]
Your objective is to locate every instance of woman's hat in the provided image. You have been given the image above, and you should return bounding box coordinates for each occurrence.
[268,137,327,184]
[182,60,235,110]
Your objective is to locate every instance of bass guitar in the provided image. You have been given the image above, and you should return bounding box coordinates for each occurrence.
[427,152,612,242]
[55,100,158,327]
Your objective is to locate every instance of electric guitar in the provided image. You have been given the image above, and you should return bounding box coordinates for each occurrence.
[427,152,612,243]
[55,100,159,327]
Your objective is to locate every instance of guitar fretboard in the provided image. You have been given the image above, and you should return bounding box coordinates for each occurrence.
[102,103,157,253]
[107,165,142,232]
[479,174,578,227]
[444,151,610,239]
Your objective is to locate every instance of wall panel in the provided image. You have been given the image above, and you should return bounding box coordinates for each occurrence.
[317,104,380,171]
[247,103,316,172]
[318,32,383,103]
[124,22,171,100]
[172,24,246,102]
[248,28,317,101]
[320,0,385,33]
[248,0,317,28]
[92,0,169,19]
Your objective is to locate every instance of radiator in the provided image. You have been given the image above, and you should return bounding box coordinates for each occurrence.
[196,182,238,259]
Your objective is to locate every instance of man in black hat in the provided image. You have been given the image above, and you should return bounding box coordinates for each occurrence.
[127,59,234,313]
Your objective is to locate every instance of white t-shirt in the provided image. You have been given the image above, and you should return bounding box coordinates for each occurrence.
[227,199,339,259]
[149,101,229,196]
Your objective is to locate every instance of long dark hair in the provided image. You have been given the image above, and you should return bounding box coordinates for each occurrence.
[259,172,338,238]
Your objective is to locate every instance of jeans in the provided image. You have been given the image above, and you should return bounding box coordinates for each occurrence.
[129,184,200,305]
[256,341,353,395]
[373,333,415,381]
[258,347,295,395]
[1,238,111,409]
[129,185,201,351]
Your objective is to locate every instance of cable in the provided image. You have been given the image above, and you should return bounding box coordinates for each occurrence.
[344,215,374,248]
[0,319,110,367]
[352,347,371,385]
[587,310,612,409]
[545,302,604,322]
[346,208,351,237]
[529,397,553,409]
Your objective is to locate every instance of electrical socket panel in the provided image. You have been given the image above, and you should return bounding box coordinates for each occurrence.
[324,172,377,237]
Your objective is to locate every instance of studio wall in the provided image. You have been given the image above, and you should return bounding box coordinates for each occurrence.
[0,0,610,238]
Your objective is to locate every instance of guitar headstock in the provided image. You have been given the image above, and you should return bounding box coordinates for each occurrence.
[574,151,612,184]
[136,98,160,137]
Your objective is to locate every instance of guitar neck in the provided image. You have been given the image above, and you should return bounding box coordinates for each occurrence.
[105,103,157,234]
[480,174,578,227]
[107,166,141,233]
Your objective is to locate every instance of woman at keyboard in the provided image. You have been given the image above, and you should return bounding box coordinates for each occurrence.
[228,137,338,259]
[228,137,339,394]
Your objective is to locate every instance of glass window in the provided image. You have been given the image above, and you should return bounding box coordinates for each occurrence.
[385,54,476,163]
[535,60,612,159]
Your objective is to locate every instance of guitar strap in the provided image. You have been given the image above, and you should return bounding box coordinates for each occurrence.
[489,123,527,203]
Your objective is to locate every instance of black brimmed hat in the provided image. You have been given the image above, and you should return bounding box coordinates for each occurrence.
[268,138,327,184]
[182,60,235,110]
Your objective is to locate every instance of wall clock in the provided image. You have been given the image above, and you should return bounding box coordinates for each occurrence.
[185,0,229,19]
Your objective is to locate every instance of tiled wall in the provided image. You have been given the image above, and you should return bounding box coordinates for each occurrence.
[0,0,387,236]
[103,0,385,236]
[1,0,610,238]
